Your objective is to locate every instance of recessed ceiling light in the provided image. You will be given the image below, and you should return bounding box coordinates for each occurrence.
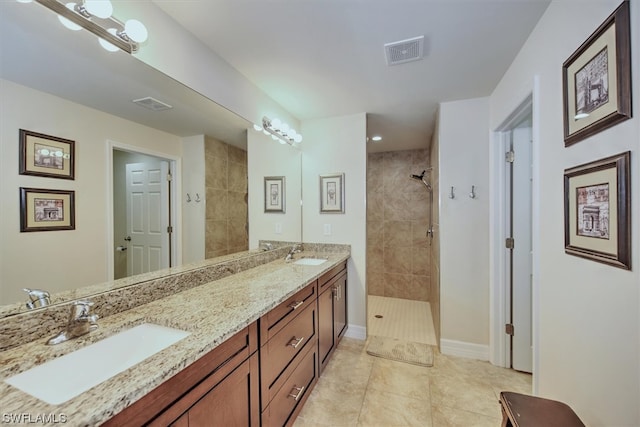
[371,136,382,142]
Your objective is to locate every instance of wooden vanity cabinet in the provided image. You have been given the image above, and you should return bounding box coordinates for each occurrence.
[259,281,319,427]
[317,261,347,373]
[104,323,259,427]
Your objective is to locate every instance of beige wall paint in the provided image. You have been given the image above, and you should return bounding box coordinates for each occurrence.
[490,1,639,424]
[0,79,183,305]
[438,97,491,355]
[301,113,367,337]
[367,149,431,301]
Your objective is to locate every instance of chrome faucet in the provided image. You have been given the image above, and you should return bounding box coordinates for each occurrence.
[285,243,303,262]
[47,300,99,345]
[23,288,51,310]
[260,242,274,251]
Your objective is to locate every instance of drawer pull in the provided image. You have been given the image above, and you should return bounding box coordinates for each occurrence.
[288,336,305,349]
[288,385,305,401]
[288,301,304,310]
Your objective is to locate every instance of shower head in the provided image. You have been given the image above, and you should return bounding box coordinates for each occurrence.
[410,170,432,191]
[410,170,426,180]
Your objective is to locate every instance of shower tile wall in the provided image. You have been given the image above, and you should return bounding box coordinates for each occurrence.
[205,137,248,259]
[367,149,431,301]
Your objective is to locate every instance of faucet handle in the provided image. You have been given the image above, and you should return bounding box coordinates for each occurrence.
[23,288,51,309]
[69,300,95,320]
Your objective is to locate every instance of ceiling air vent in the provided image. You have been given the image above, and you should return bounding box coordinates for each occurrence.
[384,35,424,66]
[132,97,173,111]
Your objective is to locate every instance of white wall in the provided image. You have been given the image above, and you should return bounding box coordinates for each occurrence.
[438,97,491,358]
[181,135,206,263]
[301,113,367,337]
[121,1,299,134]
[0,79,183,305]
[490,1,639,425]
[248,132,302,247]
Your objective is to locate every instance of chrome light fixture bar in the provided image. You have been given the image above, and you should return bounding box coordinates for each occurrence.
[33,0,147,54]
[255,116,303,145]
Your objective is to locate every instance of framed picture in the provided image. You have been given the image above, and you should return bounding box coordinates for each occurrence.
[264,176,285,213]
[564,151,630,269]
[562,1,631,147]
[320,173,345,213]
[19,129,75,179]
[20,188,76,232]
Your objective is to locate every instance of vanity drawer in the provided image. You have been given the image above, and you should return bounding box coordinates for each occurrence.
[260,281,317,346]
[318,261,347,292]
[262,342,318,427]
[261,301,316,405]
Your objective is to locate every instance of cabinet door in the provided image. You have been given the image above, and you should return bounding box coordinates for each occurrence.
[186,353,260,427]
[334,272,347,341]
[318,286,335,372]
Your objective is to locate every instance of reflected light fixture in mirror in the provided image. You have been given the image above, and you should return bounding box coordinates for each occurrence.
[22,0,148,54]
[254,116,303,145]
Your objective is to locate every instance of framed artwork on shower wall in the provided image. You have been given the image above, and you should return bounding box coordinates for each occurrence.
[19,129,75,180]
[563,151,630,269]
[562,1,631,147]
[264,176,285,213]
[320,173,345,213]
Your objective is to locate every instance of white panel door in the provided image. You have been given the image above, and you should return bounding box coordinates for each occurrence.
[125,161,169,276]
[511,126,533,373]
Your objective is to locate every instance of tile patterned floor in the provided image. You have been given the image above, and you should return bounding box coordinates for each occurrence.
[294,338,532,427]
[367,296,435,345]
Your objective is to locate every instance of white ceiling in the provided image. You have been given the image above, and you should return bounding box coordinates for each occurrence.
[152,0,551,152]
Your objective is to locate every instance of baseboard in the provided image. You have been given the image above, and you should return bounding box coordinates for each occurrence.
[440,339,490,361]
[344,324,366,340]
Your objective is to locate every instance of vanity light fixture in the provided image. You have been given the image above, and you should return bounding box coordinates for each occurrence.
[24,0,148,54]
[255,116,303,146]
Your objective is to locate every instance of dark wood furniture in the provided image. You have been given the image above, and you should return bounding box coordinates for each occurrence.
[104,323,259,427]
[260,281,319,427]
[105,260,348,427]
[317,261,347,373]
[499,391,585,427]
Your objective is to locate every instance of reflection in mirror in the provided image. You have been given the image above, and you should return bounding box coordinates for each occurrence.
[0,1,301,312]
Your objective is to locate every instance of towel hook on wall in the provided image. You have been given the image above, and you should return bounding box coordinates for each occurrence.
[469,185,476,199]
[449,186,455,199]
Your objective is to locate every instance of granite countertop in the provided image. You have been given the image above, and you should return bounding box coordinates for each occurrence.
[0,252,349,426]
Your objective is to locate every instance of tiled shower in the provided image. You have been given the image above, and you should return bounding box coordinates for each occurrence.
[204,137,248,258]
[366,149,432,301]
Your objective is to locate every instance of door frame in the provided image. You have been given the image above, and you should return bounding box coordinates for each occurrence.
[489,77,540,393]
[106,140,182,281]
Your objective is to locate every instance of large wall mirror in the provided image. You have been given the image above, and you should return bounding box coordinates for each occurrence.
[0,2,302,311]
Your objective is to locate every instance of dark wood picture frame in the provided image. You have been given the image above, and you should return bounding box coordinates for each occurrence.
[562,1,631,147]
[564,151,630,269]
[19,129,75,180]
[20,187,76,232]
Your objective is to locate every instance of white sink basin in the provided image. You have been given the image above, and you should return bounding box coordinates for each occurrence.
[293,258,328,266]
[5,323,190,405]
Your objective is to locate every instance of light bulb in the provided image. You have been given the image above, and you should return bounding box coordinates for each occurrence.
[294,134,302,143]
[279,139,287,145]
[54,150,64,157]
[271,118,281,130]
[98,29,119,52]
[16,0,33,3]
[59,3,82,31]
[574,113,589,119]
[124,19,148,43]
[253,124,263,132]
[281,122,290,134]
[271,134,279,140]
[40,148,50,156]
[85,0,113,19]
[263,130,270,136]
